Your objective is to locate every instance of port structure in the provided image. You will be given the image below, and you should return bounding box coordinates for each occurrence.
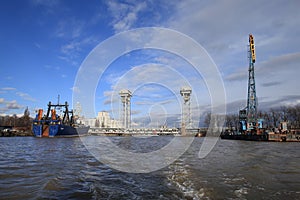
[119,89,132,129]
[239,34,259,132]
[180,86,192,133]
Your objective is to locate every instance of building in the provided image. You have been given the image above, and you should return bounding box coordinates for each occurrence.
[96,111,120,128]
[81,111,120,128]
[82,118,96,127]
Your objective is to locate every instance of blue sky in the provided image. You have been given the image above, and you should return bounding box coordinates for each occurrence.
[1,0,300,127]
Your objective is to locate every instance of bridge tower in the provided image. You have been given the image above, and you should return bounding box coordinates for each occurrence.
[119,89,132,129]
[180,86,192,133]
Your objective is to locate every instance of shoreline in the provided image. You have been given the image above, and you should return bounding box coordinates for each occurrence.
[0,130,33,137]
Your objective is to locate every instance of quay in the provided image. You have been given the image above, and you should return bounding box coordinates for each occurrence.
[0,126,33,137]
[221,129,300,142]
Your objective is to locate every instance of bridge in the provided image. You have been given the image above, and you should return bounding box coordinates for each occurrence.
[88,127,207,137]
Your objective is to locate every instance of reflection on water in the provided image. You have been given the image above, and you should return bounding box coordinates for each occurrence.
[0,136,299,199]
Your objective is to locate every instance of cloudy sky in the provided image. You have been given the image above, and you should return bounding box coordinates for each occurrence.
[1,0,299,127]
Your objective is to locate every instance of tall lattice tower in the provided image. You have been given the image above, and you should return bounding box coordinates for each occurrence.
[240,34,257,131]
[119,89,132,129]
[180,86,192,132]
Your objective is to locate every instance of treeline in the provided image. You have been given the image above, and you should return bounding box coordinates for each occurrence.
[0,107,32,129]
[205,105,300,130]
[0,115,32,128]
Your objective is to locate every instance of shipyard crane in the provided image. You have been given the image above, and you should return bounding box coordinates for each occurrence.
[220,34,292,141]
[239,34,262,133]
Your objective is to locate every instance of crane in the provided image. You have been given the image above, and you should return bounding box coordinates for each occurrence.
[239,34,262,133]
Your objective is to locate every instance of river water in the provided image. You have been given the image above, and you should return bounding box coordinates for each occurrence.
[0,136,299,200]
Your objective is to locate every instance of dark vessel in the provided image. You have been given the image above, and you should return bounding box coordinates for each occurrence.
[32,100,89,137]
[221,125,300,142]
[220,130,268,141]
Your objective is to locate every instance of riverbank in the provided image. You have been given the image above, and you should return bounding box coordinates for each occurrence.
[0,130,33,137]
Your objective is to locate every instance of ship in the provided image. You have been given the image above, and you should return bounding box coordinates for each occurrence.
[32,100,89,137]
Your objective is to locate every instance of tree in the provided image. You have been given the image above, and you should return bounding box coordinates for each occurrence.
[225,114,239,130]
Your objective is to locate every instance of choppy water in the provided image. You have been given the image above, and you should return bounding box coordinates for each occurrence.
[0,136,299,200]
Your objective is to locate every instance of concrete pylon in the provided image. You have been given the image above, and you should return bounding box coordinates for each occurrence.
[119,89,132,129]
[180,86,192,135]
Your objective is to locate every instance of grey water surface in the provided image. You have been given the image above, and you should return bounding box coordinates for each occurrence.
[0,136,299,199]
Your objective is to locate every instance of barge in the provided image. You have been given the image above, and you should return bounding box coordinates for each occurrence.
[221,128,300,142]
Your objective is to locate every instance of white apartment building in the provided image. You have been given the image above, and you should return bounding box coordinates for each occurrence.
[96,111,120,128]
[81,111,120,128]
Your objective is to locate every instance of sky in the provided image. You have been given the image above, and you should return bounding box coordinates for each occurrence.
[0,0,300,127]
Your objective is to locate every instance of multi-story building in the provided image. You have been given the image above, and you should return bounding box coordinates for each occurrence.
[96,111,120,128]
[81,111,120,128]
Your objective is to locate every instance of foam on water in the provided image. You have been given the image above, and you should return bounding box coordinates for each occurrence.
[166,159,208,200]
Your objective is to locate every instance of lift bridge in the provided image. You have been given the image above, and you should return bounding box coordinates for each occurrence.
[89,127,204,136]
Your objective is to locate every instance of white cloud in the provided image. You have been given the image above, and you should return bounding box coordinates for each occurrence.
[1,87,16,91]
[167,0,300,67]
[226,52,300,82]
[70,86,80,93]
[0,107,8,114]
[258,52,300,74]
[61,42,81,55]
[106,0,147,32]
[16,92,36,102]
[6,100,23,110]
[222,52,300,106]
[112,63,190,93]
[164,0,300,107]
[224,69,247,82]
[54,18,85,39]
[59,36,99,65]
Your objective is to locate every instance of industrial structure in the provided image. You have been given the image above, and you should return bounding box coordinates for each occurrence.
[119,89,132,129]
[180,86,192,132]
[239,34,261,133]
[220,34,300,141]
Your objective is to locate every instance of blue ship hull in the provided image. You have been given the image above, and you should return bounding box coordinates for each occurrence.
[32,123,89,137]
[32,124,58,137]
[56,125,90,137]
